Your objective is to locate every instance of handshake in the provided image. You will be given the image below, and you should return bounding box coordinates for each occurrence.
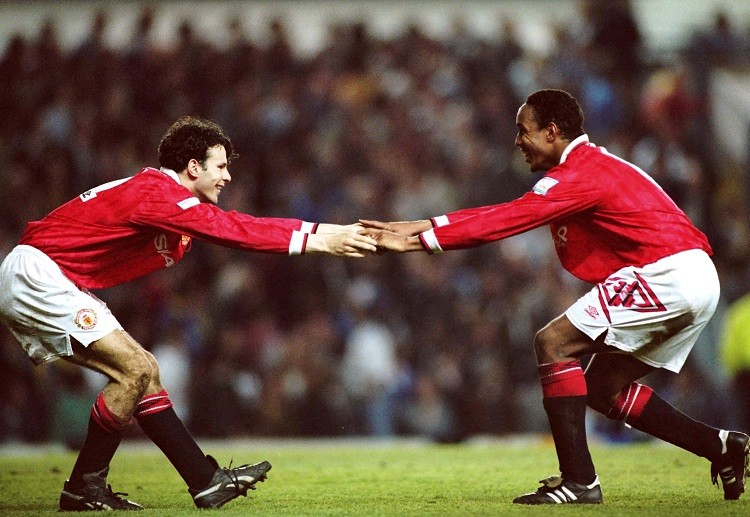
[309,219,432,257]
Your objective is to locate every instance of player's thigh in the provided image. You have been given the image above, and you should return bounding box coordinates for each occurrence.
[535,313,610,362]
[65,329,152,384]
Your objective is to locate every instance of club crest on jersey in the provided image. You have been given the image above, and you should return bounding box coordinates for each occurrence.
[74,309,98,330]
[532,176,559,195]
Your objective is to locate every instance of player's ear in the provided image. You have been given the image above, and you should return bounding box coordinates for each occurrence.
[546,122,559,142]
[186,159,201,178]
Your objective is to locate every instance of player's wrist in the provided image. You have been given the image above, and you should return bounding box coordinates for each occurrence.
[304,233,321,254]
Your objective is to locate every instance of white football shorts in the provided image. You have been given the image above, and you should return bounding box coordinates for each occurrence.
[566,249,719,373]
[0,245,122,365]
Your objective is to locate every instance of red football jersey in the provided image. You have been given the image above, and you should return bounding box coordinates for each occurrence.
[420,135,712,284]
[20,167,314,289]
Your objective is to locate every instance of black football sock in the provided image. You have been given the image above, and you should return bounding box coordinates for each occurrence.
[620,385,723,461]
[543,396,597,483]
[68,393,129,488]
[134,390,215,490]
[539,361,596,484]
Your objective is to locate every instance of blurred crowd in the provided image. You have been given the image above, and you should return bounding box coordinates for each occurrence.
[2,1,750,447]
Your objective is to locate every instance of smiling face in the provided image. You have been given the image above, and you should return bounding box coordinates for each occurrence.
[514,103,563,173]
[189,144,231,204]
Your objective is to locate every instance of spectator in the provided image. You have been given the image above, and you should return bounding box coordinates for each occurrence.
[0,4,746,451]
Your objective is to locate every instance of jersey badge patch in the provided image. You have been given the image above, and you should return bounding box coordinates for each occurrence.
[532,177,559,195]
[80,190,96,201]
[177,197,200,210]
[74,309,98,330]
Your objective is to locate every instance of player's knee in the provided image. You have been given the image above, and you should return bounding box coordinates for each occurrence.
[587,390,617,415]
[142,350,164,391]
[122,351,154,397]
[533,327,558,362]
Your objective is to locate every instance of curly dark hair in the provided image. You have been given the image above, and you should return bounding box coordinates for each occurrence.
[158,116,237,171]
[525,89,585,141]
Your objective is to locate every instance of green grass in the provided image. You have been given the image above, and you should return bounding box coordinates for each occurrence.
[1,439,748,515]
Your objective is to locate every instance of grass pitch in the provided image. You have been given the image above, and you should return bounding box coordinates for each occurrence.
[1,437,749,516]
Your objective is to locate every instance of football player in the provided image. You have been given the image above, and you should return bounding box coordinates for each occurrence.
[363,89,749,504]
[0,116,377,510]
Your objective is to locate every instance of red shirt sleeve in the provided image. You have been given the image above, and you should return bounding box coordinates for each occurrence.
[426,170,599,252]
[132,195,301,254]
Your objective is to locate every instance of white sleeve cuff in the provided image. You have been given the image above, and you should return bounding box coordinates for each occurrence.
[432,215,449,227]
[420,228,443,254]
[289,230,307,255]
[300,221,316,233]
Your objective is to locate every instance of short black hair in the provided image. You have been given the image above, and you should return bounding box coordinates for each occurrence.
[158,116,236,171]
[525,89,585,141]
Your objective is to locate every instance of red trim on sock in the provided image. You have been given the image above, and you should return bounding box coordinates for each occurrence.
[608,382,654,422]
[134,389,174,419]
[91,392,131,434]
[538,360,587,398]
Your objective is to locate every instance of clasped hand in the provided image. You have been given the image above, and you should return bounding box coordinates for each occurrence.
[315,219,431,256]
[358,219,432,253]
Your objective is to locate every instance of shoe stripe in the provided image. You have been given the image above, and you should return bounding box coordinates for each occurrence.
[720,465,737,484]
[193,477,262,500]
[561,486,578,501]
[193,462,270,504]
[194,474,262,500]
[194,482,237,499]
[719,430,730,455]
[547,491,564,504]
[62,489,108,510]
[61,490,84,502]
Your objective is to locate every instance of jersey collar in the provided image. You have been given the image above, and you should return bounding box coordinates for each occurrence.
[159,167,182,184]
[559,134,590,164]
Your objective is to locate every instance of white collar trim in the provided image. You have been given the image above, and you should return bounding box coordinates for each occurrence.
[559,134,590,164]
[159,167,182,184]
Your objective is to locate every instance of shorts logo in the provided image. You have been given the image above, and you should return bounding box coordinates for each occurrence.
[599,272,666,312]
[75,309,98,330]
[584,305,599,319]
